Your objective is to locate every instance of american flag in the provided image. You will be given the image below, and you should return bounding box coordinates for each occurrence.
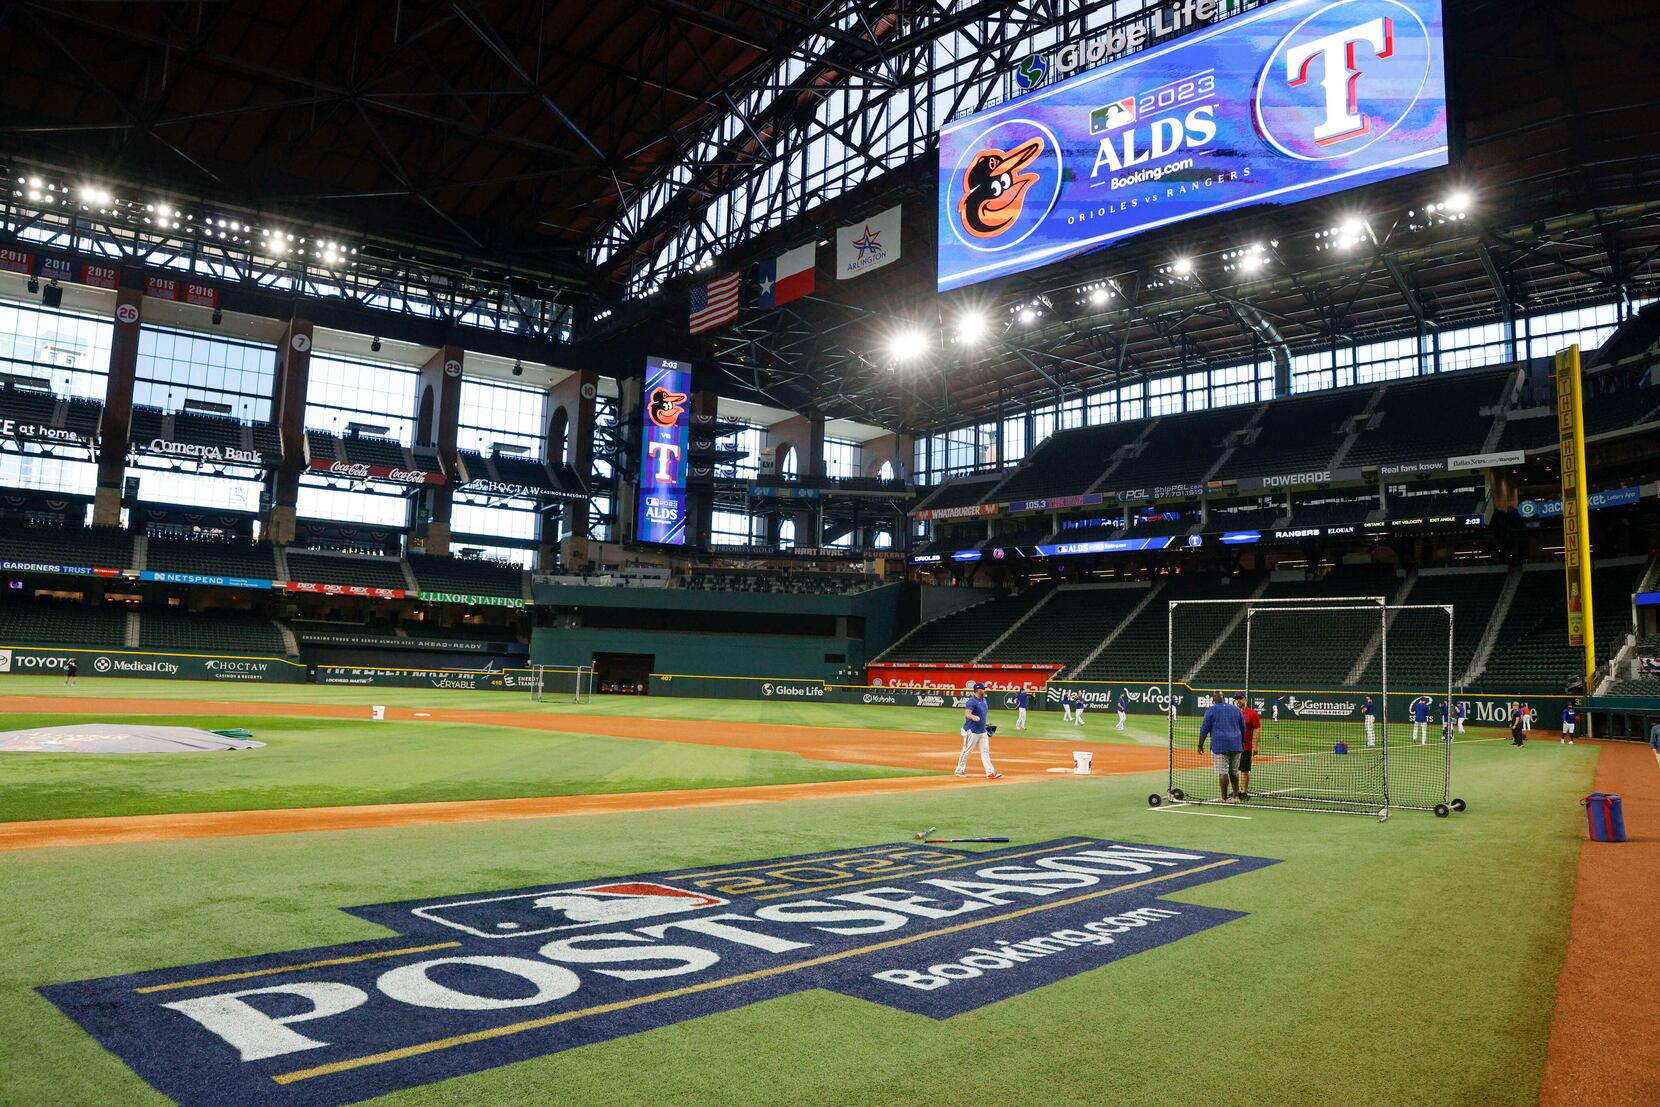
[689,273,739,334]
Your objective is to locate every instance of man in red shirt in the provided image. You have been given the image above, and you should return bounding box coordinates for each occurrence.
[1234,692,1262,801]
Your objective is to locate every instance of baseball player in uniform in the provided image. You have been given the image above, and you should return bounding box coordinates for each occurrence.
[1062,692,1073,722]
[1015,687,1030,730]
[1454,701,1466,733]
[1411,697,1432,744]
[1072,691,1086,726]
[1560,703,1576,744]
[1115,691,1128,731]
[1363,695,1377,746]
[955,682,1002,779]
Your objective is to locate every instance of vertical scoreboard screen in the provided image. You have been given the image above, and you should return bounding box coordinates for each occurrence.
[937,0,1449,291]
[634,357,691,545]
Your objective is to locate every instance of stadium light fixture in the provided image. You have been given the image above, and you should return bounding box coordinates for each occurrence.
[1090,287,1110,305]
[1445,190,1472,213]
[1018,307,1037,323]
[1172,257,1193,276]
[888,328,928,361]
[956,312,988,342]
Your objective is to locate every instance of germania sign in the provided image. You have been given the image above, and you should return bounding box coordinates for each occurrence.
[42,839,1275,1106]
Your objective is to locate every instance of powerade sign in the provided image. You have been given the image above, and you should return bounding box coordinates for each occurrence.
[43,839,1276,1107]
[937,0,1448,290]
[635,357,691,545]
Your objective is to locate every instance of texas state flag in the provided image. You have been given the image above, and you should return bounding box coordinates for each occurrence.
[757,243,816,309]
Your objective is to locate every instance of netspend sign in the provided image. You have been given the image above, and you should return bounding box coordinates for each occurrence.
[937,0,1448,290]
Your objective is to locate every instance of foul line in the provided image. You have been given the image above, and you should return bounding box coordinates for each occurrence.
[1146,806,1252,820]
[134,942,463,994]
[273,858,1238,1086]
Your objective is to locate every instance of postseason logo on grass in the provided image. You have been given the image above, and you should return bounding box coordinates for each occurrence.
[43,839,1277,1107]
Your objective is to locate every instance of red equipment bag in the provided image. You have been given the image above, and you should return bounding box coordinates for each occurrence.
[1582,793,1626,842]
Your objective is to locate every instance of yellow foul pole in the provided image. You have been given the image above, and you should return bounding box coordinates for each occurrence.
[1553,345,1596,689]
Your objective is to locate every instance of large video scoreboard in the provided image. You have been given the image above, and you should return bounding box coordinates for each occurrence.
[937,0,1449,291]
[634,357,691,546]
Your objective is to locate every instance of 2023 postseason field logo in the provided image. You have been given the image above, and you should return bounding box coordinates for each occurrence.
[43,839,1276,1107]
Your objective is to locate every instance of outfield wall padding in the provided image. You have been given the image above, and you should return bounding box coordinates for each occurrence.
[0,645,305,682]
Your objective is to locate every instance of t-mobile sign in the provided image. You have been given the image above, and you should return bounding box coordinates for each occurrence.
[635,357,691,545]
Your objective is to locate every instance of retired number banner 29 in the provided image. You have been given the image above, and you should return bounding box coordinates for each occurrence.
[635,356,691,545]
[936,0,1448,291]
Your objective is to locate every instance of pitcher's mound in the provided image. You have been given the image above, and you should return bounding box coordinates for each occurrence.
[0,724,264,753]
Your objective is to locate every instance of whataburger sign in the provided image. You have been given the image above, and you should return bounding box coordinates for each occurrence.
[44,839,1275,1107]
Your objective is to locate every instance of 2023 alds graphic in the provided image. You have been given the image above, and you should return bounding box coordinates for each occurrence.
[937,0,1448,290]
[43,839,1277,1107]
[634,356,691,545]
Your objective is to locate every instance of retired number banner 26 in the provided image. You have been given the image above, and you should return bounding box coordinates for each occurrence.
[635,356,691,545]
[936,0,1449,291]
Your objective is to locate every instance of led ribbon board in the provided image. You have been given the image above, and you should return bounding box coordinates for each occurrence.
[42,839,1277,1107]
[937,0,1449,291]
[635,356,691,545]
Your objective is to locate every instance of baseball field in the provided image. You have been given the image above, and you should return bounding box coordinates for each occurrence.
[0,676,1653,1106]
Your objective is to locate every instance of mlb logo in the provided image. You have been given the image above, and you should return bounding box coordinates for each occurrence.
[411,882,727,939]
[1089,96,1137,135]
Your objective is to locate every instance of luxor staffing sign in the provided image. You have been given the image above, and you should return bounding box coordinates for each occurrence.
[635,357,691,545]
[936,0,1449,291]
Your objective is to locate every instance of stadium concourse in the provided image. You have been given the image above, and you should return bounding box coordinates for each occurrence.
[3,0,1660,1105]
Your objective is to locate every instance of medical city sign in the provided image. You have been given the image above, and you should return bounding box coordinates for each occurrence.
[939,0,1448,290]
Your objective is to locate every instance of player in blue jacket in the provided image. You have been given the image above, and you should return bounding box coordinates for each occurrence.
[955,682,1002,779]
[1014,687,1030,730]
[1071,691,1086,727]
[1560,703,1576,745]
[1362,695,1377,747]
[1115,691,1128,731]
[1454,701,1467,734]
[1411,696,1432,744]
[1198,693,1246,802]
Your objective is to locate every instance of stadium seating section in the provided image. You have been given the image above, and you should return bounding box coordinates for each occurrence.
[913,475,1001,514]
[1076,572,1252,683]
[138,608,287,654]
[1341,370,1509,468]
[1474,561,1646,691]
[145,536,278,579]
[1214,388,1371,481]
[990,422,1142,503]
[0,600,127,647]
[341,434,410,468]
[410,555,526,598]
[877,586,1051,663]
[1101,408,1243,493]
[981,584,1152,672]
[285,552,410,591]
[0,523,134,568]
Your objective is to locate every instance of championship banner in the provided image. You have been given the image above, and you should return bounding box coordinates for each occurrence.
[635,356,691,545]
[936,0,1449,291]
[1554,345,1594,665]
[307,459,444,485]
[0,248,33,274]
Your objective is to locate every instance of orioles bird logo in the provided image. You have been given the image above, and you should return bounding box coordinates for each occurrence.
[647,387,687,428]
[958,136,1045,239]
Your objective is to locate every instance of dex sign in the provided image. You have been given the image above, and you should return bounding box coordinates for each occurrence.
[937,0,1448,290]
[634,357,690,545]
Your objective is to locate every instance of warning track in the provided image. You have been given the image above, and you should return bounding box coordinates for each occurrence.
[0,695,1167,851]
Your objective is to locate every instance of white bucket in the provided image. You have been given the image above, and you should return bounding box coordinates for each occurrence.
[371,705,386,721]
[1073,750,1093,775]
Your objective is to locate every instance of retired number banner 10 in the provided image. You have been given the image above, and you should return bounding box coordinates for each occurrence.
[936,0,1449,291]
[635,356,691,545]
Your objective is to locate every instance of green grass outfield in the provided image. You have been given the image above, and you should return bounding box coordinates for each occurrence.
[0,713,925,822]
[0,738,1595,1106]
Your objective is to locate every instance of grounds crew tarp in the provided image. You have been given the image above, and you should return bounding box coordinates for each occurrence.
[0,724,265,753]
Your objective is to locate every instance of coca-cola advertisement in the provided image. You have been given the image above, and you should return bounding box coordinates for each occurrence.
[307,459,444,485]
